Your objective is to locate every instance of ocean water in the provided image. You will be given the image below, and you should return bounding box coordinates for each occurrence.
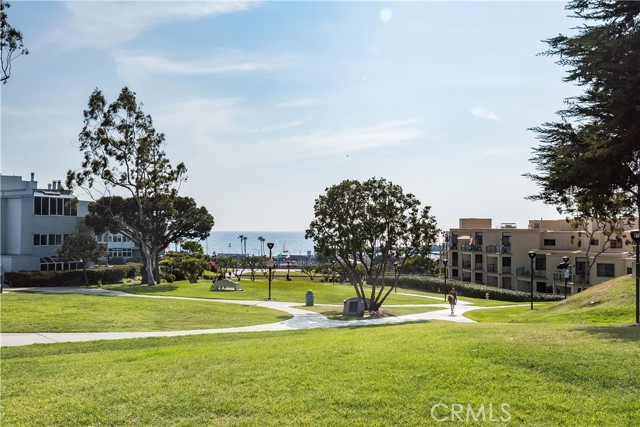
[200,231,315,257]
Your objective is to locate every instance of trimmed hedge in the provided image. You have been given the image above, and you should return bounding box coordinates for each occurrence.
[384,275,565,303]
[4,263,142,287]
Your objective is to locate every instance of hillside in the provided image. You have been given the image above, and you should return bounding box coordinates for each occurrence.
[467,275,639,325]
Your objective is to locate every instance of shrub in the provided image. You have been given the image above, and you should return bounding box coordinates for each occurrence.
[171,269,186,281]
[383,275,565,303]
[3,263,143,287]
[164,274,176,283]
[123,263,141,279]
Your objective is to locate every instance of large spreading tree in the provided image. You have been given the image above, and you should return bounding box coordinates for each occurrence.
[526,1,640,226]
[306,177,439,313]
[85,195,214,283]
[67,87,213,285]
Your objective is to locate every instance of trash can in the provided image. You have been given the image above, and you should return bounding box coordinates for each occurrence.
[305,290,314,306]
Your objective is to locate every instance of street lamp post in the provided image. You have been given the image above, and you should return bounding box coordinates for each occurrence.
[630,229,640,324]
[528,251,536,311]
[393,260,399,294]
[267,242,275,300]
[443,258,449,289]
[562,255,570,299]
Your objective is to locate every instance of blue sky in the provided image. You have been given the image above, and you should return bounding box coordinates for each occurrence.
[1,0,580,231]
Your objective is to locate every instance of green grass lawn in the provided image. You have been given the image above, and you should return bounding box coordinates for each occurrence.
[1,322,638,426]
[0,293,290,332]
[466,275,637,325]
[2,276,639,426]
[300,303,444,318]
[106,278,448,306]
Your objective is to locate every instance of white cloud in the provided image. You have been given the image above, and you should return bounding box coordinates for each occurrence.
[471,106,499,121]
[233,118,428,164]
[47,1,259,50]
[273,98,324,108]
[153,97,427,170]
[113,50,295,80]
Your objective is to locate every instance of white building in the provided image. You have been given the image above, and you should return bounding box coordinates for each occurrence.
[95,232,140,262]
[1,173,89,273]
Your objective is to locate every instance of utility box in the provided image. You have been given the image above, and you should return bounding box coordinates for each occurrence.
[305,290,314,306]
[343,297,364,317]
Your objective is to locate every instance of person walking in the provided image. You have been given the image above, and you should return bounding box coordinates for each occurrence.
[447,288,458,315]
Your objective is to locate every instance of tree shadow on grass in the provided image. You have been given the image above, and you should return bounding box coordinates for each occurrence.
[575,324,640,342]
[114,284,178,294]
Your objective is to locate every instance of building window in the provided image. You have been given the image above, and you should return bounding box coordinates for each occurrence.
[596,263,615,277]
[33,197,77,216]
[33,234,64,246]
[39,256,81,271]
[610,239,623,248]
[108,248,133,258]
[590,239,599,246]
[474,233,483,245]
[543,239,556,246]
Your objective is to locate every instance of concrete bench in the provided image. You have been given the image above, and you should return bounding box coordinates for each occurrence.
[211,278,241,291]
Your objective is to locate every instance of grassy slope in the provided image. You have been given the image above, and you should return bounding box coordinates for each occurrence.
[466,275,638,324]
[1,323,638,427]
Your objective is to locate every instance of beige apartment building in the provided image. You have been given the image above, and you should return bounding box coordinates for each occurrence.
[441,218,637,295]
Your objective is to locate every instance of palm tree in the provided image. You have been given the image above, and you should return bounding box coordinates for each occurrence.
[258,236,266,257]
[238,235,244,256]
[238,235,248,257]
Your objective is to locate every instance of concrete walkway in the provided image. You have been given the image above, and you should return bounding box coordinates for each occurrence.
[0,287,497,347]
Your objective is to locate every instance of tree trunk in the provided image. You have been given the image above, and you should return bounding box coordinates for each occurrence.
[140,246,155,286]
[82,264,88,286]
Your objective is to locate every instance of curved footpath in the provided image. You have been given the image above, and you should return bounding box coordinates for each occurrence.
[0,287,501,347]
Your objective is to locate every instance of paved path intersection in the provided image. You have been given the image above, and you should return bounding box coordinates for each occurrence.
[0,287,502,347]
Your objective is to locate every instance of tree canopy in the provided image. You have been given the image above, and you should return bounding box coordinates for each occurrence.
[526,1,640,223]
[306,177,439,312]
[85,195,214,282]
[0,0,28,84]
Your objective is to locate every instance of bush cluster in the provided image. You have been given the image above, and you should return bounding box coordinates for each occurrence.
[384,275,565,302]
[4,263,142,287]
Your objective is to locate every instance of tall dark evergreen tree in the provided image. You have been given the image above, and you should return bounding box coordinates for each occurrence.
[526,1,640,223]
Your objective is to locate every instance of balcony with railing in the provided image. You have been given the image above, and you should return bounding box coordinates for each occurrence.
[552,272,587,284]
[462,260,471,269]
[502,266,511,274]
[516,267,547,279]
[486,245,511,254]
[461,244,483,252]
[487,263,497,273]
